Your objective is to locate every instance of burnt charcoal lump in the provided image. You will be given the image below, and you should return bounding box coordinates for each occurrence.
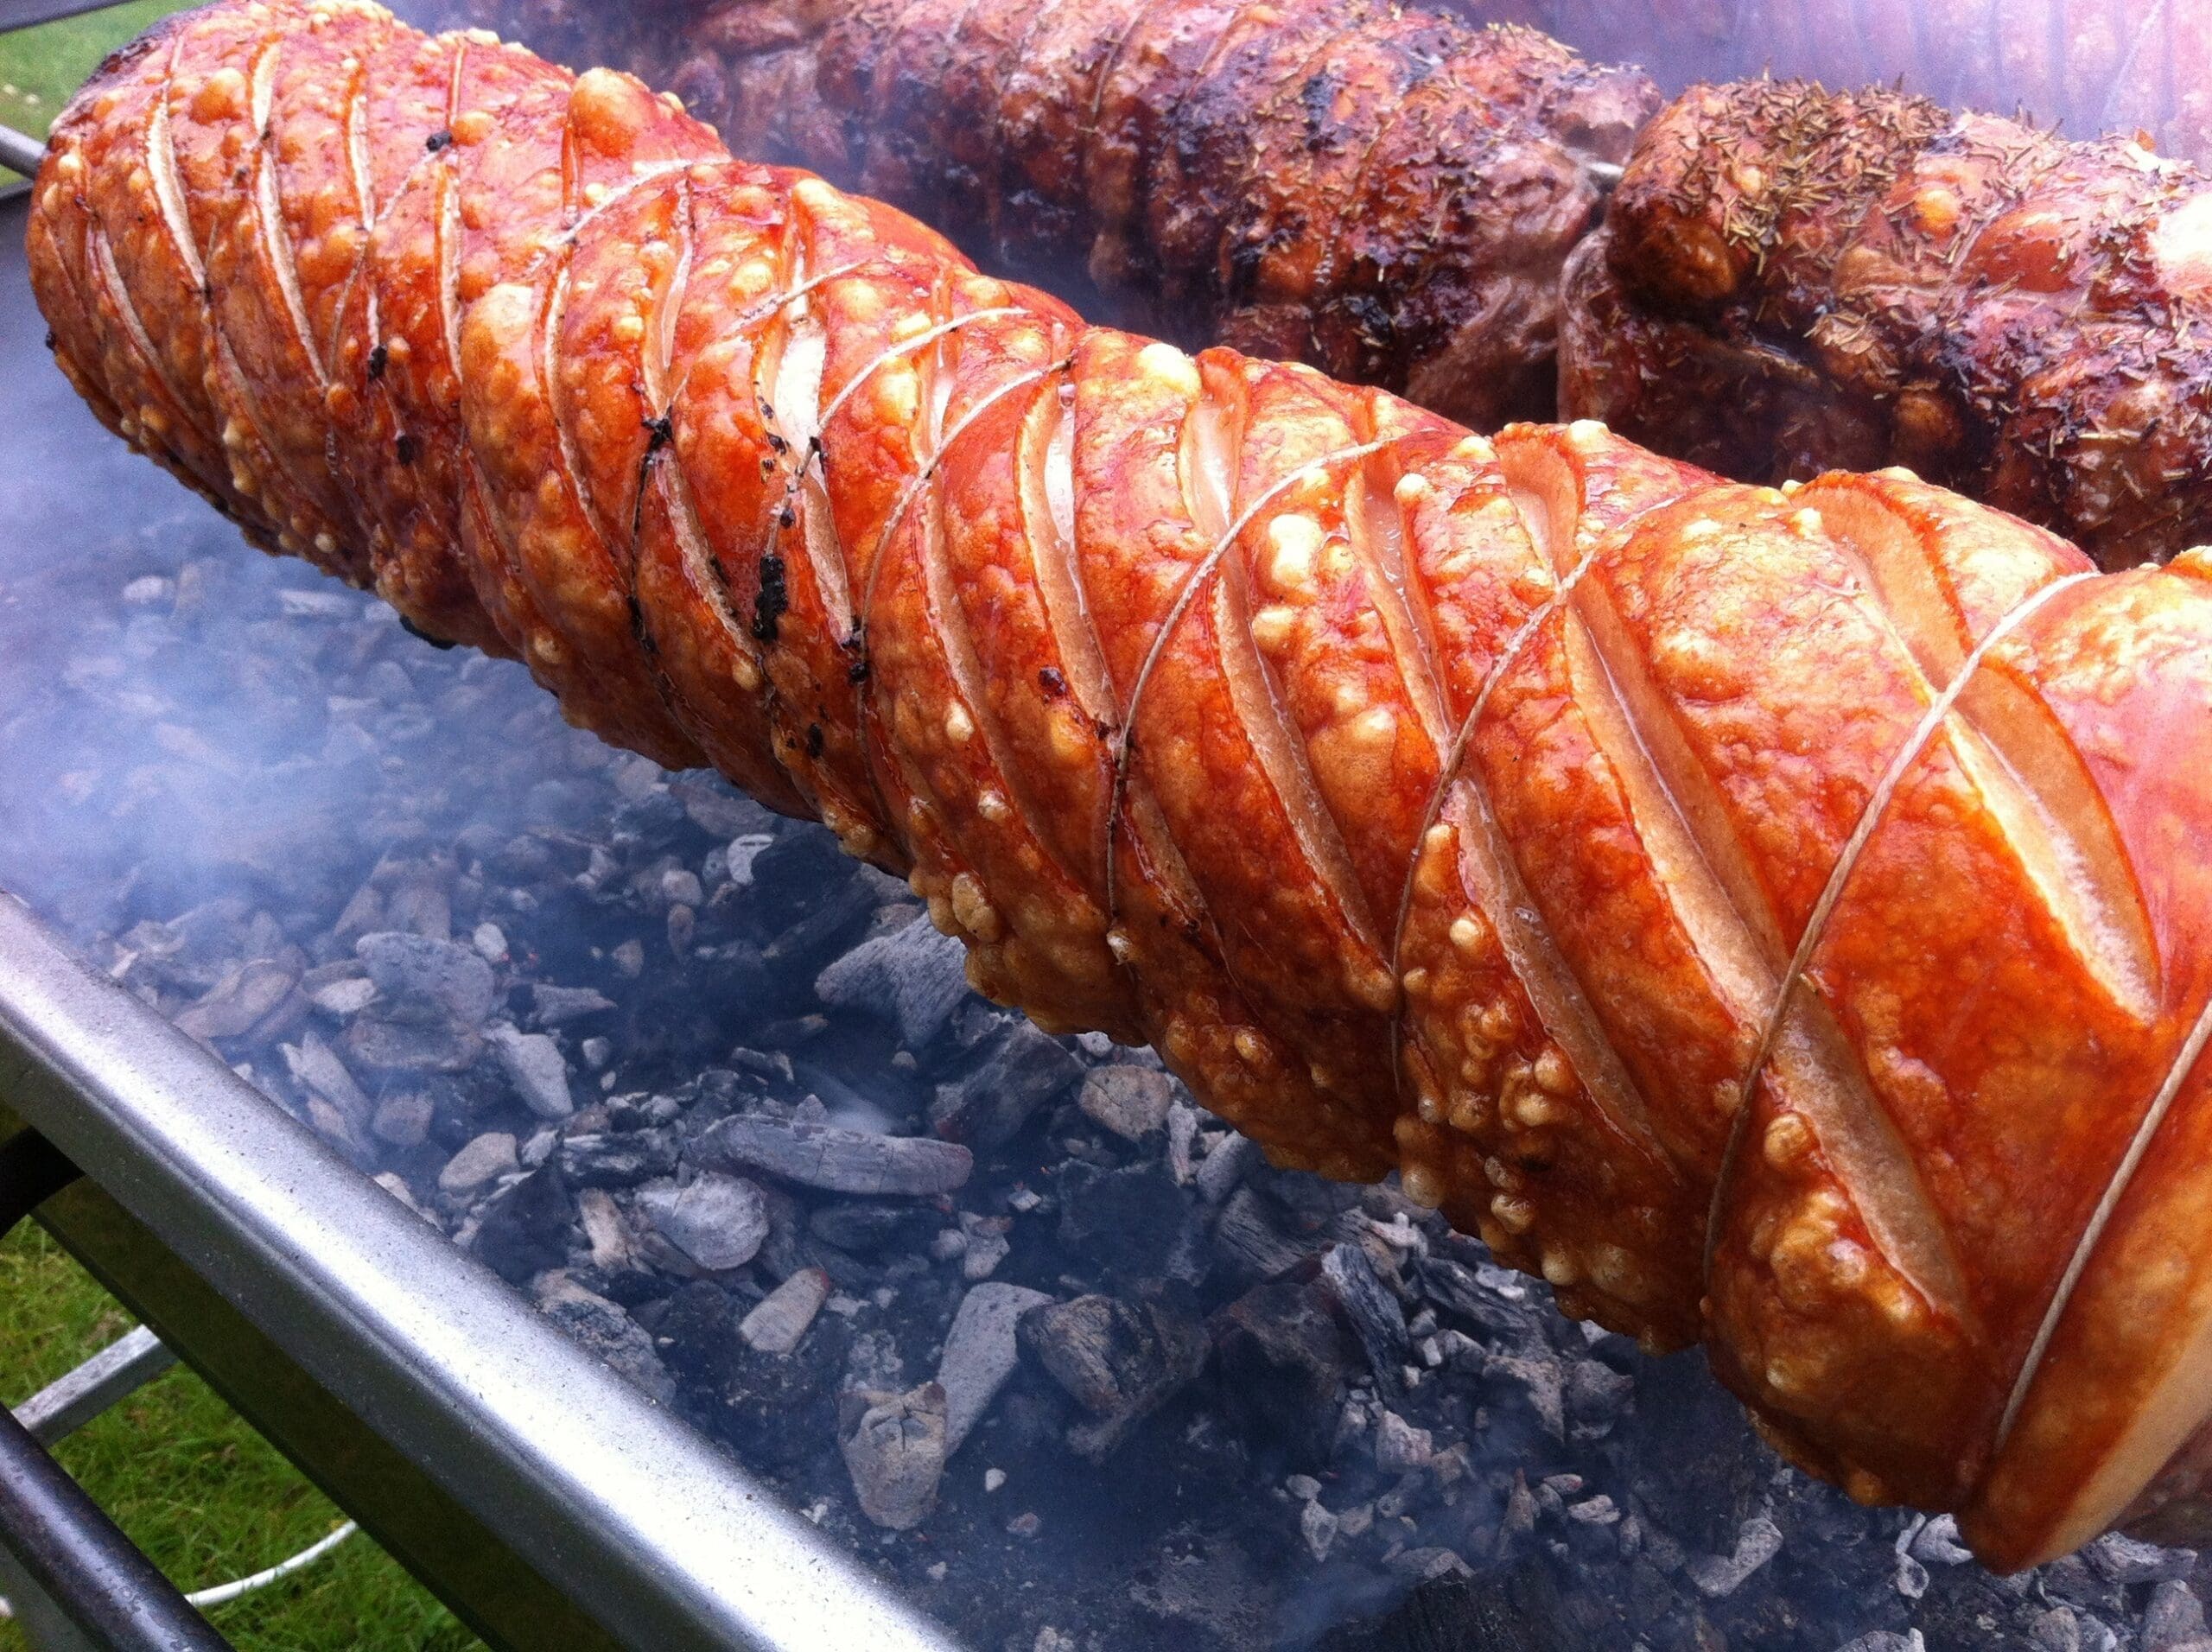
[1319,1243,1409,1390]
[1210,1185,1314,1289]
[635,1172,770,1273]
[1077,1066,1177,1141]
[807,1198,940,1255]
[837,1382,949,1530]
[815,913,971,1051]
[655,1281,850,1471]
[737,1266,833,1355]
[1211,1278,1351,1471]
[652,1280,752,1394]
[1016,1283,1209,1462]
[486,1024,575,1120]
[356,930,496,1023]
[928,1020,1085,1151]
[555,1127,680,1189]
[1614,1347,1775,1555]
[935,1281,1053,1455]
[1416,1254,1548,1348]
[1056,1160,1205,1285]
[533,1273,673,1403]
[531,982,615,1025]
[700,1114,973,1197]
[745,827,856,931]
[1313,1560,1574,1652]
[343,1011,483,1074]
[437,1129,518,1198]
[469,1165,573,1283]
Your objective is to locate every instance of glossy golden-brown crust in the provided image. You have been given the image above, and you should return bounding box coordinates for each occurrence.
[435,0,1657,431]
[34,0,2212,1572]
[1560,79,2212,572]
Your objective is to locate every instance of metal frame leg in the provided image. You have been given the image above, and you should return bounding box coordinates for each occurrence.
[0,1130,231,1652]
[0,1544,105,1652]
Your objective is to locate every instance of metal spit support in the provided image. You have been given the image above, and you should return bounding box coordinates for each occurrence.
[0,893,966,1652]
[0,122,42,180]
[15,1329,177,1449]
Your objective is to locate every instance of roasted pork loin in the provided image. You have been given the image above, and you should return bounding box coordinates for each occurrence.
[1560,81,2212,569]
[1507,0,2212,166]
[442,1,2212,571]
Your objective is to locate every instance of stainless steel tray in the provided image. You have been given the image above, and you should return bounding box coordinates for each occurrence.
[0,880,960,1652]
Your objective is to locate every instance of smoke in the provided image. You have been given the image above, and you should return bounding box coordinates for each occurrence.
[0,350,591,943]
[0,193,797,1014]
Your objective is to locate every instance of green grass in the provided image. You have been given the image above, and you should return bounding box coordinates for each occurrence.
[0,1223,480,1652]
[1,2,181,183]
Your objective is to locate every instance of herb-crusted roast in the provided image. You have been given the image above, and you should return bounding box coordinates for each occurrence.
[1560,80,2212,570]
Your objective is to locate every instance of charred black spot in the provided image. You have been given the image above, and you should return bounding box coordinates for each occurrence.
[366,343,388,380]
[848,656,870,684]
[395,431,421,466]
[1038,665,1067,699]
[43,329,55,353]
[804,722,824,759]
[398,615,457,651]
[779,505,797,530]
[766,432,787,453]
[644,415,673,453]
[1299,68,1344,146]
[1224,234,1268,304]
[425,129,453,153]
[1342,292,1395,352]
[751,550,789,644]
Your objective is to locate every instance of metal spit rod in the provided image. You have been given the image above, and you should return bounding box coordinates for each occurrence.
[0,893,966,1652]
[2,1327,361,1625]
[1,121,45,180]
[0,1402,231,1652]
